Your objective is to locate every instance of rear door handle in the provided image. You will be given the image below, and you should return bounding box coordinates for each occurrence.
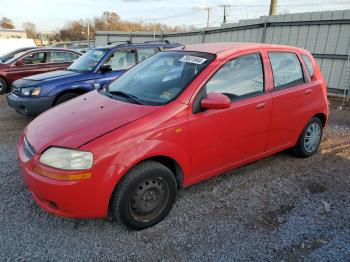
[305,89,312,95]
[255,103,266,109]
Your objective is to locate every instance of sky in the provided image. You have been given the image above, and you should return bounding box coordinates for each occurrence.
[1,0,350,32]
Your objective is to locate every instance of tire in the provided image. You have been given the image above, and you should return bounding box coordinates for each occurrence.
[290,117,323,158]
[54,93,80,106]
[110,161,177,230]
[0,77,8,95]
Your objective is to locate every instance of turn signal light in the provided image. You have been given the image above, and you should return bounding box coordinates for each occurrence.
[33,165,92,181]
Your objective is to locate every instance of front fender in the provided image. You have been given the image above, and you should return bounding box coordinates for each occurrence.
[82,138,191,217]
[114,139,190,179]
[46,81,95,96]
[80,101,190,212]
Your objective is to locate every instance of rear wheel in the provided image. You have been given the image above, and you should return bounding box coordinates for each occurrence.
[290,117,323,158]
[0,77,8,95]
[54,93,80,106]
[110,161,177,230]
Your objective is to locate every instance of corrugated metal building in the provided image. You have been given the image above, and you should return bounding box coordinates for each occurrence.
[95,10,350,95]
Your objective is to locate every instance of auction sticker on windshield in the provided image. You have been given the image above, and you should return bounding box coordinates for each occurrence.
[179,55,207,65]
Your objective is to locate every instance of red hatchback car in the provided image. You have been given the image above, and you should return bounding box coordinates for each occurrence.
[0,48,81,94]
[17,43,328,229]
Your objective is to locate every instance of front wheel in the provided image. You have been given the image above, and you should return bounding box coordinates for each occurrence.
[290,117,323,158]
[0,77,8,95]
[54,93,80,106]
[110,161,177,230]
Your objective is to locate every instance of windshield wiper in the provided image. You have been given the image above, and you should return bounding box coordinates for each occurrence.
[65,68,79,72]
[108,90,142,104]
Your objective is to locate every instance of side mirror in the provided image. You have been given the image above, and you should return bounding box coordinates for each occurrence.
[100,64,112,73]
[14,60,25,66]
[200,92,231,110]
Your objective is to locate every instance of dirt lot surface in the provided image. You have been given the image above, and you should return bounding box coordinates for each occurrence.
[0,95,349,261]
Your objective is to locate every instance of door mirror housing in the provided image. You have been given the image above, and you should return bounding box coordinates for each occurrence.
[100,64,112,73]
[200,92,231,110]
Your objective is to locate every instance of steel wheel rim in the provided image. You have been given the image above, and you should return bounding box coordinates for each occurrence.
[129,177,169,223]
[304,122,321,153]
[0,81,3,92]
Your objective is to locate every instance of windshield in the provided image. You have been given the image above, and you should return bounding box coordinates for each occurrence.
[1,48,34,63]
[105,51,215,105]
[2,51,28,64]
[68,48,108,72]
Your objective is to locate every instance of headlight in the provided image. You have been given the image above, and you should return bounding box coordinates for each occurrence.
[39,147,93,170]
[21,87,41,96]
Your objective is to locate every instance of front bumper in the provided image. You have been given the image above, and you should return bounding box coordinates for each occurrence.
[7,93,55,116]
[16,136,118,218]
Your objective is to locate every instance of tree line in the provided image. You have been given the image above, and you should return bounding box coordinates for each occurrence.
[0,12,190,41]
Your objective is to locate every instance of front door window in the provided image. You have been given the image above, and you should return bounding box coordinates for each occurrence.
[205,53,264,101]
[105,50,136,71]
[22,52,47,65]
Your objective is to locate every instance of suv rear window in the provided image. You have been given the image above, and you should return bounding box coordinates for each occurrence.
[269,52,304,89]
[301,54,315,78]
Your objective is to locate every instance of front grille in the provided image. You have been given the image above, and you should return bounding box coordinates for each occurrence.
[11,85,20,96]
[23,137,36,159]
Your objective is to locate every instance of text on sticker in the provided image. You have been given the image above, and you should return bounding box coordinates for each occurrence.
[179,55,207,65]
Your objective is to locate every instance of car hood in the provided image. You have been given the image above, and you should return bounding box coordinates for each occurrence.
[25,90,159,153]
[14,70,85,87]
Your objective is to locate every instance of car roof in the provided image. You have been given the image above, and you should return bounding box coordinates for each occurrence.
[11,47,36,52]
[95,42,182,51]
[172,42,305,55]
[20,47,82,55]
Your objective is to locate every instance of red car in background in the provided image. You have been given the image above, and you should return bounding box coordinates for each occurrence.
[0,48,81,94]
[17,43,328,229]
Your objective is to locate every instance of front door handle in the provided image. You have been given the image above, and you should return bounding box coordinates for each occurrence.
[256,103,266,109]
[305,89,312,95]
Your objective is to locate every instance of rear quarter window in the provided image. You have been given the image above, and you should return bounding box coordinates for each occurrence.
[301,54,315,78]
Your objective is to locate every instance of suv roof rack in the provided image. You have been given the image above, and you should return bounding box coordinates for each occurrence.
[144,40,170,44]
[107,40,132,45]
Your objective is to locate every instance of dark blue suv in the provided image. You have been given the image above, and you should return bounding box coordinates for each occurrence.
[7,41,181,115]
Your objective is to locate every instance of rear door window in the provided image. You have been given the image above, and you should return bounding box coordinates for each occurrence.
[50,52,79,63]
[301,54,315,78]
[269,52,305,89]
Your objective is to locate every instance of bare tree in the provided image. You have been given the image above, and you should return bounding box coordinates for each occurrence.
[55,11,190,41]
[23,22,37,38]
[0,17,15,29]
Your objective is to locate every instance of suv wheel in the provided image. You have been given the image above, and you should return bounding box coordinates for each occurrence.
[291,117,323,158]
[55,93,80,106]
[110,161,177,230]
[0,77,8,95]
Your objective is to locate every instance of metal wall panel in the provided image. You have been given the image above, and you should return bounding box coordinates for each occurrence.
[95,10,350,93]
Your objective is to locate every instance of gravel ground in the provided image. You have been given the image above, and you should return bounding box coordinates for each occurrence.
[0,95,349,261]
